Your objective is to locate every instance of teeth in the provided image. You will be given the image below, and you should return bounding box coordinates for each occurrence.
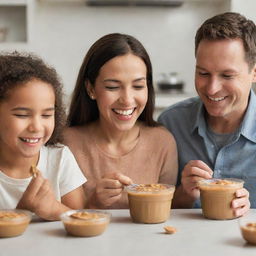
[114,109,134,116]
[208,96,225,102]
[20,138,40,143]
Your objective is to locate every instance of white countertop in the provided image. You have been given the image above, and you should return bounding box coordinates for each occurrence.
[1,209,255,256]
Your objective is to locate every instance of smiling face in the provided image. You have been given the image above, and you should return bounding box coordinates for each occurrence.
[0,79,55,160]
[88,53,148,132]
[195,39,256,127]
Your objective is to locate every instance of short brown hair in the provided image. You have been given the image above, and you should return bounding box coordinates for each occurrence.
[195,12,256,70]
[67,33,157,127]
[0,51,66,146]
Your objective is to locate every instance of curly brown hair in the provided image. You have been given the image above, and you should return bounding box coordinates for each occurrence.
[195,12,256,70]
[0,51,66,146]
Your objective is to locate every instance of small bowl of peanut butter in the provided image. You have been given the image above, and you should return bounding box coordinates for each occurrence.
[198,178,244,220]
[0,209,32,238]
[239,213,256,245]
[60,209,111,237]
[126,184,175,224]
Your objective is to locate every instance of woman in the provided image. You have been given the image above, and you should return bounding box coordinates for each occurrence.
[64,33,178,208]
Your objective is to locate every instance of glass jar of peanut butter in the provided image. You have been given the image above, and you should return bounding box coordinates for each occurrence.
[60,209,111,237]
[0,209,32,238]
[198,178,244,220]
[126,184,175,224]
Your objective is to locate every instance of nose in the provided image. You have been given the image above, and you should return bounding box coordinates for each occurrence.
[119,88,134,105]
[206,76,222,95]
[28,116,42,133]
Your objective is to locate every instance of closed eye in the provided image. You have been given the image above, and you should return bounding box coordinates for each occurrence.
[133,85,146,90]
[105,86,119,90]
[42,114,54,118]
[198,72,209,76]
[222,74,233,79]
[14,114,29,118]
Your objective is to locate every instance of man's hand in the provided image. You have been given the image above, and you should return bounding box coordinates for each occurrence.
[232,188,250,217]
[181,160,213,200]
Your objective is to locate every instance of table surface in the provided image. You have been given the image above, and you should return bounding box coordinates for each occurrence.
[1,209,256,256]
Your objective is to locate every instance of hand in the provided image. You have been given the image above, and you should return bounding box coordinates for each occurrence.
[17,171,68,220]
[181,160,213,200]
[232,188,250,217]
[93,172,133,208]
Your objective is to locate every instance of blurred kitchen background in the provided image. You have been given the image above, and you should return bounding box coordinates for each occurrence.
[0,0,255,118]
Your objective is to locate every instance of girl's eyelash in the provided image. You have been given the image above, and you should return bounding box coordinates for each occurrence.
[14,114,28,117]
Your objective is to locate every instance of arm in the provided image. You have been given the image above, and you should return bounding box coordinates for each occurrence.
[61,186,86,210]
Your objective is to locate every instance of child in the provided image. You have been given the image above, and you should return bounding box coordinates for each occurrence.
[0,52,86,220]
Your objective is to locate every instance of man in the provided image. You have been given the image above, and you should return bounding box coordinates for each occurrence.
[158,12,254,216]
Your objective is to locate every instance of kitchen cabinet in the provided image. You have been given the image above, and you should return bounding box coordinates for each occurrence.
[0,0,30,44]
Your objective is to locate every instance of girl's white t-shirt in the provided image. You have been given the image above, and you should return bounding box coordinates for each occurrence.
[0,145,87,209]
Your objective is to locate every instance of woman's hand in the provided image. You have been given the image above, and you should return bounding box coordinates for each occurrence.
[93,172,133,208]
[181,160,213,200]
[17,171,69,220]
[232,188,250,217]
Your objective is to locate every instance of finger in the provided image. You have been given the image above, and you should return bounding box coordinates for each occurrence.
[181,176,202,189]
[103,172,133,185]
[235,188,249,198]
[187,160,213,176]
[36,179,52,200]
[100,178,123,189]
[24,171,44,197]
[115,173,133,186]
[232,196,249,209]
[97,188,123,198]
[183,166,212,179]
[233,201,250,217]
[102,194,122,207]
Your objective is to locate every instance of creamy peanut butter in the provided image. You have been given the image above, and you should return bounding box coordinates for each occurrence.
[126,184,175,224]
[61,210,110,237]
[241,222,256,245]
[198,178,244,220]
[0,210,31,238]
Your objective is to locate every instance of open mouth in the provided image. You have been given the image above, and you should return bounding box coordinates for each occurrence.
[207,96,226,102]
[112,108,136,116]
[20,138,41,144]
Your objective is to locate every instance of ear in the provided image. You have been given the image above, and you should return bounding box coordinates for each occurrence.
[86,81,96,100]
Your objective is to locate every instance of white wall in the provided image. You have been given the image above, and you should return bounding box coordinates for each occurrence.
[231,0,256,22]
[1,0,230,100]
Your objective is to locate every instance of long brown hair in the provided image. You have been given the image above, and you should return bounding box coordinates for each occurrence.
[67,33,157,127]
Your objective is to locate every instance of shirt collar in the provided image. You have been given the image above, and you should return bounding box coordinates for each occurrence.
[240,89,256,143]
[191,90,256,143]
[190,98,205,135]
